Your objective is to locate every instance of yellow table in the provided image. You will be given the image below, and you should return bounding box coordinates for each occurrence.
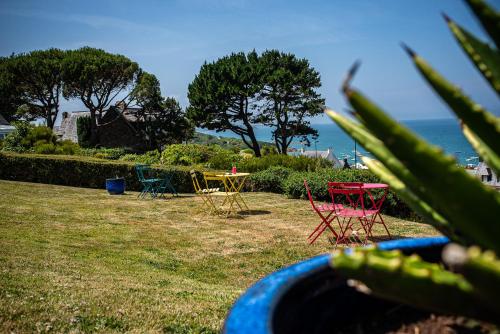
[215,172,250,211]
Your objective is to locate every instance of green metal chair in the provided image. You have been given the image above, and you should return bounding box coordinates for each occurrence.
[135,164,162,199]
[156,170,178,198]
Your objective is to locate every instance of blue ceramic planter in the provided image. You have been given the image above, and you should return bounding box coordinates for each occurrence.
[223,236,449,334]
[106,177,125,195]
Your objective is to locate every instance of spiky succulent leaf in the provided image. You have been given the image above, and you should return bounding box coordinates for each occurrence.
[446,16,500,95]
[465,0,500,49]
[405,47,500,159]
[343,83,500,253]
[463,123,500,175]
[443,244,500,313]
[325,108,457,238]
[325,109,432,207]
[332,248,500,323]
[361,157,457,238]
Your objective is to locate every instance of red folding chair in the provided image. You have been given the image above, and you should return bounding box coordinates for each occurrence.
[303,180,343,244]
[361,184,391,239]
[327,182,378,245]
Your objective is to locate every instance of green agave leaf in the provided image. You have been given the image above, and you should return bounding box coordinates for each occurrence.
[343,83,500,253]
[463,123,500,175]
[443,244,500,314]
[404,46,500,158]
[361,156,457,239]
[446,15,500,95]
[325,109,455,233]
[465,0,500,50]
[332,248,500,322]
[325,109,423,195]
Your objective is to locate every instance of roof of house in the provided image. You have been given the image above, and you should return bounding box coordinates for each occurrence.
[55,107,143,143]
[0,113,10,126]
[296,148,342,168]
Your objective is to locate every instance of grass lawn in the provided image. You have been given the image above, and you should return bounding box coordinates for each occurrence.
[0,180,439,333]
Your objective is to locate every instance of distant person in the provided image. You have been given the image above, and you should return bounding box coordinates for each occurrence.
[343,158,351,169]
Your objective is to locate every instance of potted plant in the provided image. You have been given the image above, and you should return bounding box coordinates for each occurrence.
[224,0,500,332]
[106,176,126,195]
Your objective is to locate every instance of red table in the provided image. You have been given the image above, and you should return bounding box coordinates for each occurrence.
[327,182,391,244]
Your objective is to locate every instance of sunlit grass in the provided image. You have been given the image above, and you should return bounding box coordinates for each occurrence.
[0,180,438,333]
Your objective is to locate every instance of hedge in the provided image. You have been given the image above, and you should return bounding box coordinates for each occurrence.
[0,152,197,193]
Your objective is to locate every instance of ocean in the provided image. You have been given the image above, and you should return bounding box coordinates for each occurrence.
[198,118,477,165]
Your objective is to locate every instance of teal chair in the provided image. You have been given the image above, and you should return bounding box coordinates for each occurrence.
[135,164,162,199]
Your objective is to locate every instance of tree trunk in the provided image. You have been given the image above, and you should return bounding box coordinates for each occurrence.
[46,111,54,129]
[89,110,99,146]
[247,126,261,157]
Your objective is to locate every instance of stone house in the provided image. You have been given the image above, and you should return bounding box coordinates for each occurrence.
[55,105,148,151]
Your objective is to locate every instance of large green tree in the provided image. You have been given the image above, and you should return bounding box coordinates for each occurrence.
[7,49,66,128]
[258,50,324,154]
[187,51,263,157]
[62,47,140,145]
[131,72,194,150]
[0,56,25,122]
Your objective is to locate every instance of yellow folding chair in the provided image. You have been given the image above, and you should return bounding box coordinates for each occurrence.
[190,170,221,215]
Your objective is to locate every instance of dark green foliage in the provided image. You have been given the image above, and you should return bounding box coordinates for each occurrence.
[62,47,140,145]
[247,166,293,193]
[0,56,25,122]
[77,147,128,160]
[258,50,324,154]
[131,73,194,150]
[0,152,197,193]
[160,144,228,166]
[3,124,80,156]
[187,49,325,156]
[119,150,162,165]
[206,150,241,170]
[77,116,92,148]
[237,154,332,173]
[21,126,57,148]
[2,121,33,152]
[1,49,65,128]
[187,51,263,156]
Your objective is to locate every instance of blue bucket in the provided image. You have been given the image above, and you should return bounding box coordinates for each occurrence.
[106,177,125,195]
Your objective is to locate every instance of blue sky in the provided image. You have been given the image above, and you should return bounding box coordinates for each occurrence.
[1,0,499,124]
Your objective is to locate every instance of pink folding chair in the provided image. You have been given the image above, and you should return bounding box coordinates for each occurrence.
[303,180,343,244]
[361,184,391,239]
[327,182,378,245]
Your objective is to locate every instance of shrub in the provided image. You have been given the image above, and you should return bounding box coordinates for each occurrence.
[206,151,242,170]
[119,150,161,165]
[56,140,79,155]
[77,147,128,160]
[2,121,33,152]
[247,166,293,193]
[34,143,57,154]
[238,154,332,172]
[161,144,229,166]
[21,126,57,148]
